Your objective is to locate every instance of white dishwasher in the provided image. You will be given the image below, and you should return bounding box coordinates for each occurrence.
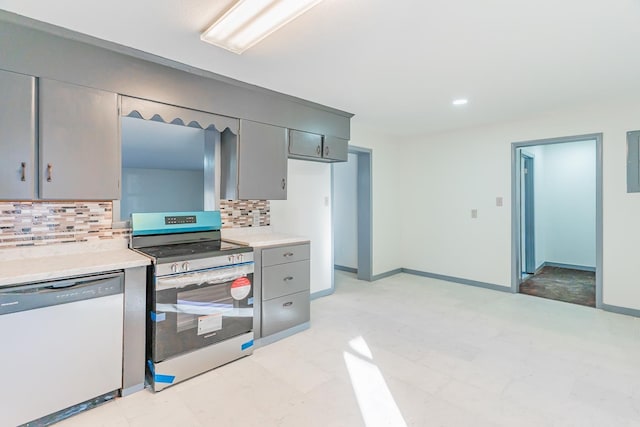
[0,271,124,426]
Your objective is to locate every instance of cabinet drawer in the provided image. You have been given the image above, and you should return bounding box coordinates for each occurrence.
[261,290,310,337]
[262,260,310,301]
[262,243,310,267]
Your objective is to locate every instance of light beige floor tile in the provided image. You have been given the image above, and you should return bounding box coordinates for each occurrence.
[56,271,640,427]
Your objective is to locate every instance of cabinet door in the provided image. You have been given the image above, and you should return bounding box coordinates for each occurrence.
[323,135,348,162]
[0,70,36,200]
[39,79,119,200]
[238,120,287,200]
[289,129,322,159]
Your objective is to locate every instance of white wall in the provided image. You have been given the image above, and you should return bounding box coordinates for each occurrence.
[121,168,203,218]
[399,98,640,310]
[348,119,404,276]
[270,159,332,295]
[333,152,358,269]
[534,141,596,268]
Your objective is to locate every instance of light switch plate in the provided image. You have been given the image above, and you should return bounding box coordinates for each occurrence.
[471,209,478,219]
[496,197,503,207]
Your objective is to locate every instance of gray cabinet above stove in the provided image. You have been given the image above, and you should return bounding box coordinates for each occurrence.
[220,120,288,200]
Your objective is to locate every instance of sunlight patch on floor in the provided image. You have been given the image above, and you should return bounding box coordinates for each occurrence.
[344,336,407,427]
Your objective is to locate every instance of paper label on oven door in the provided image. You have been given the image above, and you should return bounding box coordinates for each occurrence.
[230,276,251,300]
[198,312,222,335]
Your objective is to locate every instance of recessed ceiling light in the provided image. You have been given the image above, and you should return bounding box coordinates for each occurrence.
[452,99,468,106]
[201,0,324,54]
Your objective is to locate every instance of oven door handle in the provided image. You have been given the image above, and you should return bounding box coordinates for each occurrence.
[156,264,254,291]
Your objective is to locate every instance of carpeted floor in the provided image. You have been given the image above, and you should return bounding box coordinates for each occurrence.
[519,266,596,307]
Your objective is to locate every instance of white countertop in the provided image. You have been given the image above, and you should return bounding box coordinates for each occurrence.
[0,240,151,287]
[222,227,309,248]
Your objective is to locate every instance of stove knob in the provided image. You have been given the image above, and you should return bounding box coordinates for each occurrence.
[238,253,243,262]
[171,263,178,273]
[182,262,190,272]
[228,255,234,263]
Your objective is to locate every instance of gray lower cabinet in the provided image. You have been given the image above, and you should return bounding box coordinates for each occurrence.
[39,78,119,200]
[288,129,348,162]
[221,119,288,200]
[260,243,310,337]
[0,69,36,199]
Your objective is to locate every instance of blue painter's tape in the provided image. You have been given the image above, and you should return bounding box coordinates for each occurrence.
[150,311,166,322]
[147,360,175,384]
[241,339,254,351]
[248,297,254,306]
[155,374,176,384]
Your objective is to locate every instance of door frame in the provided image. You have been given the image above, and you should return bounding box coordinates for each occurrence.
[331,145,373,282]
[520,152,535,274]
[510,133,603,308]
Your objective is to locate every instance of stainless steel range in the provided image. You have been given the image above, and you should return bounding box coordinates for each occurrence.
[130,211,254,391]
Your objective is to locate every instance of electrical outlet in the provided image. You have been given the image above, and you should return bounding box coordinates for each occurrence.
[471,209,478,219]
[232,210,241,218]
[252,211,260,226]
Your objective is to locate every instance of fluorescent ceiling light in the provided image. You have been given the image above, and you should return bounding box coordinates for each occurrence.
[201,0,324,54]
[452,98,468,106]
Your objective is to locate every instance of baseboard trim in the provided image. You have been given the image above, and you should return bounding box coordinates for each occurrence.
[541,262,596,272]
[311,288,334,300]
[255,322,311,347]
[601,303,640,318]
[371,268,403,281]
[401,268,511,293]
[334,265,357,274]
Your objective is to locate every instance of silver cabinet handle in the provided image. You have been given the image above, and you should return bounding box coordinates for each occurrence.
[283,301,293,307]
[316,145,321,155]
[281,178,286,190]
[47,163,53,182]
[325,146,329,156]
[283,276,294,282]
[20,162,26,181]
[283,252,294,257]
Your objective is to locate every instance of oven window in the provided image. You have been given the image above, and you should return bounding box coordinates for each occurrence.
[176,284,232,334]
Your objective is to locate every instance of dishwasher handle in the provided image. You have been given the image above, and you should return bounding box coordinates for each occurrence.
[0,272,123,315]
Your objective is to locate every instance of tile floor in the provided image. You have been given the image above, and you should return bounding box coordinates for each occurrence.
[58,271,640,427]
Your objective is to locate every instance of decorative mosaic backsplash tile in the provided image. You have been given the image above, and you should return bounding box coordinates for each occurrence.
[0,202,129,248]
[219,200,270,228]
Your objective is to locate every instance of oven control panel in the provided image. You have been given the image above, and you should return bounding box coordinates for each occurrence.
[165,215,197,225]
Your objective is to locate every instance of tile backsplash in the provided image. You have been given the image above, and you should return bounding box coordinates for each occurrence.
[0,199,270,249]
[0,201,128,248]
[219,200,270,228]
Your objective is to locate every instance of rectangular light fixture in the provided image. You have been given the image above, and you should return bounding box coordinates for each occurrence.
[201,0,324,54]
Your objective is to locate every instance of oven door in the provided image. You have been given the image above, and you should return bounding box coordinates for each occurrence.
[150,263,254,362]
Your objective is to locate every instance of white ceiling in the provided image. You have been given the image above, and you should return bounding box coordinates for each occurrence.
[1,0,640,137]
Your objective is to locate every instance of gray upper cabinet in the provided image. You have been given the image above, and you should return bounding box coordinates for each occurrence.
[289,129,323,159]
[0,69,36,200]
[39,79,119,200]
[288,129,348,163]
[222,120,288,200]
[322,135,348,162]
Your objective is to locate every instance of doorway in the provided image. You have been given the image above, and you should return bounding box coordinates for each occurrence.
[332,146,373,281]
[511,134,602,308]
